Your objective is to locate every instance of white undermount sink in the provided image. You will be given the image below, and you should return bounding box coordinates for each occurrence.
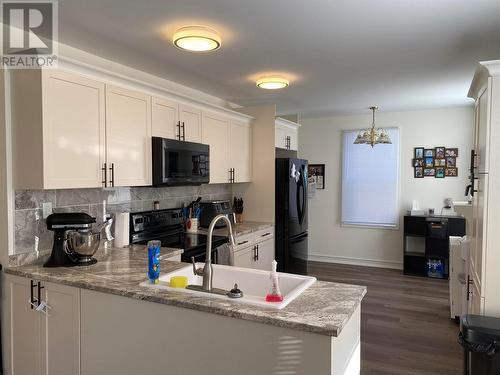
[140,263,316,310]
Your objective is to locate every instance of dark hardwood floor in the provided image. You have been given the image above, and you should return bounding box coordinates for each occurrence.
[307,261,463,375]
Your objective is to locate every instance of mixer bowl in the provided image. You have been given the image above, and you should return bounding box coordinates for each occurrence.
[65,230,101,262]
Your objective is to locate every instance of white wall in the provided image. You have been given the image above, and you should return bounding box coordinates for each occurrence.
[299,107,474,269]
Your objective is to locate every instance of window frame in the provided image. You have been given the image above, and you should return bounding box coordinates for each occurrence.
[340,127,401,230]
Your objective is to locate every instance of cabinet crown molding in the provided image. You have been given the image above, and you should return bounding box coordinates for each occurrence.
[468,60,500,100]
[57,51,253,124]
[275,117,301,129]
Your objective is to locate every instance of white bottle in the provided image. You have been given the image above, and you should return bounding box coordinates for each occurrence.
[266,260,283,302]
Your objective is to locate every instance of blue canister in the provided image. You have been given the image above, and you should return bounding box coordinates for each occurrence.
[147,240,161,284]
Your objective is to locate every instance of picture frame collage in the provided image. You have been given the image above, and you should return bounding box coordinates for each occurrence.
[413,147,458,178]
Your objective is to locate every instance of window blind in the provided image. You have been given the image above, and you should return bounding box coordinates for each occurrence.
[341,128,400,227]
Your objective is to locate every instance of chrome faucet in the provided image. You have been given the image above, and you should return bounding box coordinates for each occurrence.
[191,214,236,292]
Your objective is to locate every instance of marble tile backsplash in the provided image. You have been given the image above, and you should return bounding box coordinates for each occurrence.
[14,184,231,254]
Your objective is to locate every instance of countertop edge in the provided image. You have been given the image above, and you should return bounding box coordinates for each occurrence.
[4,266,366,337]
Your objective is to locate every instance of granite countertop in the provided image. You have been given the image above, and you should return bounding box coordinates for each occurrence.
[5,245,366,337]
[198,221,274,237]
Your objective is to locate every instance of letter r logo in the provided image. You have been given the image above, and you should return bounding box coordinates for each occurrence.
[2,1,55,55]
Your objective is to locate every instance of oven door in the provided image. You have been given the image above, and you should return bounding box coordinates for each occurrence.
[152,137,210,186]
[182,247,219,264]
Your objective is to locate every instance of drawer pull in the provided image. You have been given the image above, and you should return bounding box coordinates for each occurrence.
[237,240,249,246]
[261,232,271,237]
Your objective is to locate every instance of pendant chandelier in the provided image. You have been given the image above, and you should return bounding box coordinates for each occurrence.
[353,106,392,147]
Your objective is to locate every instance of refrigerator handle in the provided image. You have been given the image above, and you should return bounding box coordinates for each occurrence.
[297,165,307,225]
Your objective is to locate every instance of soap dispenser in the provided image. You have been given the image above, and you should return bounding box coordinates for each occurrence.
[266,260,283,302]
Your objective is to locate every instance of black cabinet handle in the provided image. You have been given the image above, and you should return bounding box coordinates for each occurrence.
[109,163,115,187]
[237,240,249,246]
[256,244,259,261]
[261,232,271,237]
[176,121,181,140]
[101,163,107,187]
[182,122,186,141]
[30,280,36,309]
[467,276,473,301]
[37,282,44,307]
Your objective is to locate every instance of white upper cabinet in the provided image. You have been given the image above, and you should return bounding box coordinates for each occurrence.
[202,112,231,183]
[105,85,152,187]
[11,68,253,189]
[12,70,106,189]
[152,96,179,140]
[275,117,300,151]
[179,104,202,143]
[230,120,252,183]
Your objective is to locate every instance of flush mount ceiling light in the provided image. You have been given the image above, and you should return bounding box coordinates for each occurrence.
[256,76,289,90]
[173,25,221,52]
[354,106,392,147]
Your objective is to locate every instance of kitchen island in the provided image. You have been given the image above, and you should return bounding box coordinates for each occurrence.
[5,245,366,375]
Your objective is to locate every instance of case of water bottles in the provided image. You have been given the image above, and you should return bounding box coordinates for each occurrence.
[427,259,444,278]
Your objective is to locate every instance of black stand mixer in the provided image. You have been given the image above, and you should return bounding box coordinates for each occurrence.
[44,212,101,267]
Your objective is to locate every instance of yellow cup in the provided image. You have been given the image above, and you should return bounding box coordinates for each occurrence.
[169,276,188,288]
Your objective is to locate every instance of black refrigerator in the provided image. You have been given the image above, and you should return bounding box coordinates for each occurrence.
[275,158,308,275]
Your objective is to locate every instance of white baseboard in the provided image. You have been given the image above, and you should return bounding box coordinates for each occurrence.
[308,253,403,270]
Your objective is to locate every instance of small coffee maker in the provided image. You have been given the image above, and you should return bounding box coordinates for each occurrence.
[44,212,100,267]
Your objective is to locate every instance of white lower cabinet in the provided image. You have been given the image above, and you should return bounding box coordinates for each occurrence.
[7,275,80,375]
[233,244,255,268]
[253,238,274,271]
[232,229,275,271]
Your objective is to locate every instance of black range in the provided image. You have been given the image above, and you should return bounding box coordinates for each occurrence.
[129,208,227,264]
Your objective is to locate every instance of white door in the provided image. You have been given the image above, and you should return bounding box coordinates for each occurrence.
[202,113,230,183]
[152,97,179,140]
[8,276,42,375]
[179,104,202,143]
[254,238,275,271]
[41,281,81,375]
[234,245,255,268]
[469,173,488,314]
[230,121,252,182]
[42,70,106,189]
[106,85,152,186]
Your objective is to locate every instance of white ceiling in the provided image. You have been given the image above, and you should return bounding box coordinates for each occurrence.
[58,0,500,117]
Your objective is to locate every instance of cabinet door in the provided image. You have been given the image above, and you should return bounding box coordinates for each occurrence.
[254,238,275,271]
[469,173,488,312]
[275,126,287,149]
[106,85,152,186]
[41,281,81,375]
[476,87,490,173]
[230,121,252,182]
[179,104,202,143]
[288,128,299,151]
[42,70,105,189]
[202,113,230,183]
[8,276,42,375]
[152,97,179,140]
[234,245,255,269]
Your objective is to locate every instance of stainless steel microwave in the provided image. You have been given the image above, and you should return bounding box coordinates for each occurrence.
[152,137,210,186]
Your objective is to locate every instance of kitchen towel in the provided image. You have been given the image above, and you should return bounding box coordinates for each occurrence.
[114,212,130,248]
[216,243,234,266]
